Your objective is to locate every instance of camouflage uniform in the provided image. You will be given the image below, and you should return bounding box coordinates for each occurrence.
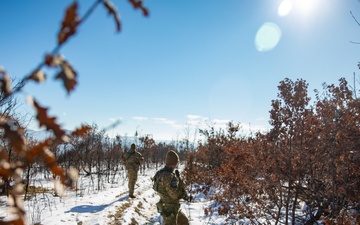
[122,144,144,197]
[153,166,189,225]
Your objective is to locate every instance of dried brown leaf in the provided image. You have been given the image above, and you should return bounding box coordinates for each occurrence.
[45,54,63,67]
[129,0,149,16]
[0,116,26,154]
[51,164,65,178]
[0,147,9,160]
[55,61,78,94]
[103,1,121,32]
[58,2,80,44]
[31,99,66,140]
[27,69,46,83]
[0,69,12,97]
[0,168,11,179]
[71,125,92,137]
[43,148,57,167]
[26,140,49,163]
[0,217,25,225]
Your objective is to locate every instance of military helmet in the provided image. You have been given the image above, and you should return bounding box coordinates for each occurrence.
[165,150,179,166]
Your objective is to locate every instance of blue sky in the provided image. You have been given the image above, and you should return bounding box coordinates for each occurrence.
[1,0,359,141]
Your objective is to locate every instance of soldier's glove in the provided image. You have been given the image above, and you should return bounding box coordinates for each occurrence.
[183,192,193,202]
[175,169,184,184]
[175,169,180,178]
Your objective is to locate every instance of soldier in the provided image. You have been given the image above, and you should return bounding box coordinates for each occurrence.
[152,150,190,225]
[122,143,144,198]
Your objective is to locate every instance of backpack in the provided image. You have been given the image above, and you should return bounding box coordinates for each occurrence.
[152,170,161,192]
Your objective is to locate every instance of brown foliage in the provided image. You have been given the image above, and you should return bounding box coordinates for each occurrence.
[129,0,149,16]
[185,78,360,224]
[0,1,149,224]
[58,2,80,45]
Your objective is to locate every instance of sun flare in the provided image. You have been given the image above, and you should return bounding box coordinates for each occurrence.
[278,0,320,17]
[295,0,318,15]
[278,0,293,17]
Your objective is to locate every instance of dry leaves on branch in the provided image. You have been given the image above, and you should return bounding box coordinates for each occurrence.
[71,125,92,137]
[58,2,80,45]
[0,116,27,154]
[30,98,66,141]
[0,68,12,97]
[103,1,121,32]
[55,60,78,94]
[44,54,78,93]
[27,69,46,83]
[129,0,149,16]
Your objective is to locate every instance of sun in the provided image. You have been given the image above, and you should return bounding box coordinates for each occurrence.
[295,0,318,15]
[278,0,320,17]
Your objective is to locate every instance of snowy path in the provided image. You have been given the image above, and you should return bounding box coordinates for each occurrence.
[0,166,226,225]
[39,171,162,225]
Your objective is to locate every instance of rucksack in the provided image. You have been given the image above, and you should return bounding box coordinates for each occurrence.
[152,169,162,192]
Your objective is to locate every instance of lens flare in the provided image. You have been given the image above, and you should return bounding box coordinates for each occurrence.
[255,22,282,52]
[278,0,293,16]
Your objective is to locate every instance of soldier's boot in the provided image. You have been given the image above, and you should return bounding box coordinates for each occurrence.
[177,210,189,225]
[129,190,136,198]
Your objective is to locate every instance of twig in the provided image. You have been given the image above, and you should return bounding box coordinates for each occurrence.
[350,11,360,27]
[4,0,104,102]
[350,11,360,44]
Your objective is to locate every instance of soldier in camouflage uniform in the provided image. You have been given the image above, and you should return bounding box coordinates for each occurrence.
[122,143,144,198]
[152,150,190,225]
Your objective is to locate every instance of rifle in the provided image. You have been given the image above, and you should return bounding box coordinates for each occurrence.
[175,169,192,202]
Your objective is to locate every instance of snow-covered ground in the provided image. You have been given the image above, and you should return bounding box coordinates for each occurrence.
[0,164,230,225]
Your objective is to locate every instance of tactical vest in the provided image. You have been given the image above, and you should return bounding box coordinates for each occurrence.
[152,167,172,192]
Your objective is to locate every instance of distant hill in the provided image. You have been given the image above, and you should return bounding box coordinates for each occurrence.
[25,129,137,143]
[25,129,171,146]
[25,129,54,141]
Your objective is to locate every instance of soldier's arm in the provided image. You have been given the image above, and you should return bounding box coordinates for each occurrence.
[136,152,144,164]
[121,154,127,164]
[175,170,188,200]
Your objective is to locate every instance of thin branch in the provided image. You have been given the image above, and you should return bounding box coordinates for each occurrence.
[350,10,360,27]
[4,0,104,102]
[76,0,103,36]
[350,41,360,44]
[349,11,360,45]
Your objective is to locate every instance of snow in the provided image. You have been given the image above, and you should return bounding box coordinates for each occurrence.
[0,164,230,225]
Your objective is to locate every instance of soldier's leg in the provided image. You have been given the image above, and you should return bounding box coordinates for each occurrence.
[133,172,138,188]
[176,210,189,225]
[126,170,131,189]
[129,170,139,197]
[162,214,176,225]
[128,173,135,196]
